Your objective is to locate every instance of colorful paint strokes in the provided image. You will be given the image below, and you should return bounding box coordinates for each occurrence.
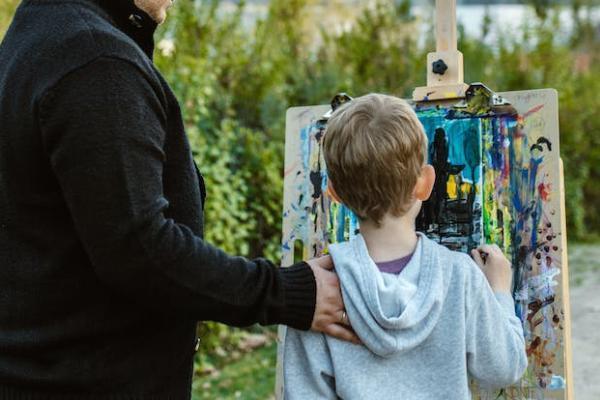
[476,92,566,400]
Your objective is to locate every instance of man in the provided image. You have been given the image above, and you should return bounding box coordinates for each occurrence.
[0,0,355,397]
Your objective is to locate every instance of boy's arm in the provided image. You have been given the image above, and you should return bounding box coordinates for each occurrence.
[283,327,338,399]
[465,267,528,388]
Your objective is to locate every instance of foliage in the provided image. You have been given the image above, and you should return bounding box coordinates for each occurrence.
[0,0,18,39]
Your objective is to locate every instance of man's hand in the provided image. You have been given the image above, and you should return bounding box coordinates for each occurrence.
[306,256,360,344]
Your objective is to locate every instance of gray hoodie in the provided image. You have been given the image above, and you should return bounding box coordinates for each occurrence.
[283,233,527,399]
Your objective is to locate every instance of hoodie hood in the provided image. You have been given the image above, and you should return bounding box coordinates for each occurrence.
[329,233,447,357]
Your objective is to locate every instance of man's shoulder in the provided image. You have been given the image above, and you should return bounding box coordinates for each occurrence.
[4,0,155,96]
[59,2,152,65]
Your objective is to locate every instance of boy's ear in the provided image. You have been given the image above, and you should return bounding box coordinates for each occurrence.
[414,165,435,201]
[327,180,342,203]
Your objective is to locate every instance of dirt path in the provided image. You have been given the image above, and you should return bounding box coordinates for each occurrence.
[571,281,600,399]
[569,245,600,400]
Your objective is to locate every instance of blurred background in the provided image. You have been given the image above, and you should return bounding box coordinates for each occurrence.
[1,0,598,398]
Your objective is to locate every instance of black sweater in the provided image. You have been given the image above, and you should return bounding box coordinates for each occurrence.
[0,0,316,398]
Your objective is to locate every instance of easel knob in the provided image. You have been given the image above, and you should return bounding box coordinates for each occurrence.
[412,0,469,102]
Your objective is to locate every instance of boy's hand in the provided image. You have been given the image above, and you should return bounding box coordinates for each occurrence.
[306,256,360,344]
[471,244,512,294]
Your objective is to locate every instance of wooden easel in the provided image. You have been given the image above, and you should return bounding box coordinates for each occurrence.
[560,159,575,400]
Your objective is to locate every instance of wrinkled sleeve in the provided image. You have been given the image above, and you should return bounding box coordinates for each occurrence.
[466,266,528,388]
[283,327,338,399]
[37,56,316,329]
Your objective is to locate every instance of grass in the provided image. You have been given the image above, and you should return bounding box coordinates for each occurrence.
[191,243,600,399]
[192,341,277,400]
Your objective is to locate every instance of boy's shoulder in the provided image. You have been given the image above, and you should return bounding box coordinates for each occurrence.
[423,237,487,287]
[329,233,486,288]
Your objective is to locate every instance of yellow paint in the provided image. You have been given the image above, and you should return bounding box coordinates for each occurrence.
[447,175,458,199]
[461,182,472,198]
[444,91,459,98]
[446,178,475,201]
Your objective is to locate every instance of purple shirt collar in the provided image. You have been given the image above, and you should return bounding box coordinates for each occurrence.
[375,253,414,274]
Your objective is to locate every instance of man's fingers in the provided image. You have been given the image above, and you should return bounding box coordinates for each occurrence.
[315,255,334,270]
[337,310,351,327]
[308,254,358,343]
[324,323,361,345]
[318,268,341,295]
[306,255,334,272]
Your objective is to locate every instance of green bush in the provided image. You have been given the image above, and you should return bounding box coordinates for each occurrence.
[0,0,18,39]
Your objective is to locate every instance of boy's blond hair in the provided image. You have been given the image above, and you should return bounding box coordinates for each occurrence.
[323,93,428,225]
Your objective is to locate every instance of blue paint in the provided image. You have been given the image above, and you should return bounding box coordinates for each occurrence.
[335,205,347,243]
[548,375,566,390]
[418,109,482,183]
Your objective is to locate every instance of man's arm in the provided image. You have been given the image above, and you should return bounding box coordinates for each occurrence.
[38,56,315,329]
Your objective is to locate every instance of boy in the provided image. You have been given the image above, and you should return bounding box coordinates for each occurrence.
[283,94,528,399]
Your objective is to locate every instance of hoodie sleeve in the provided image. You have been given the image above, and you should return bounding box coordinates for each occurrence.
[466,268,528,388]
[283,328,338,399]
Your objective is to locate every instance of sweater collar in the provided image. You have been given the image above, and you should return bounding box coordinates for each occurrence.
[89,0,158,59]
